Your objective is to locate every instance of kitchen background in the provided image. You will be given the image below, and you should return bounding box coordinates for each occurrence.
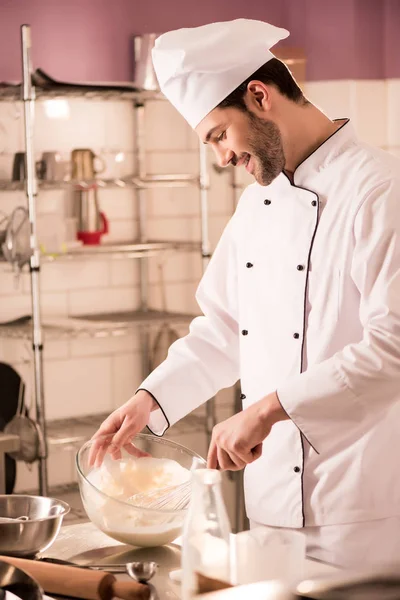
[0,0,399,524]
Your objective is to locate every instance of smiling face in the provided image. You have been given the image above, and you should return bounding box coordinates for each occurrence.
[196,105,286,186]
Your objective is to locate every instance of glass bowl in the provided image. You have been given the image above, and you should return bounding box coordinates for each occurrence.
[76,433,205,547]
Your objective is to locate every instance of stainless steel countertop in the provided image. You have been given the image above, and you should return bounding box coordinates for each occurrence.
[43,522,181,599]
[44,522,339,600]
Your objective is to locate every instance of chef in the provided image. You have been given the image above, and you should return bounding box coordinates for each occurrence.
[91,19,400,568]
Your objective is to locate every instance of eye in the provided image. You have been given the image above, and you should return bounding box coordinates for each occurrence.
[216,131,226,143]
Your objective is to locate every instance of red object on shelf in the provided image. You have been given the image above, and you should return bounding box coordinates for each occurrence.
[77,211,109,245]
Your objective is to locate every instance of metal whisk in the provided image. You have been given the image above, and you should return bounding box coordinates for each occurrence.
[128,480,191,511]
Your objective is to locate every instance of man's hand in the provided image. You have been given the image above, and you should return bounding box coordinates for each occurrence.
[207,392,288,470]
[88,390,157,467]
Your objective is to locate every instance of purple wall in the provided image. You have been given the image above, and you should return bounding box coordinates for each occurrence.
[0,0,398,83]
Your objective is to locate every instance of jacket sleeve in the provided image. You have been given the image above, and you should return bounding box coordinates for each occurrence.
[139,217,240,435]
[277,179,400,453]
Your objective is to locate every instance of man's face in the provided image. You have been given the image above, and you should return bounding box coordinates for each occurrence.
[196,106,285,186]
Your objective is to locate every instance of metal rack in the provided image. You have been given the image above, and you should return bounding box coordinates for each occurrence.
[0,25,214,495]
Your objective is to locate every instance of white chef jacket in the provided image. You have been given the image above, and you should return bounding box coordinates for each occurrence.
[140,119,400,528]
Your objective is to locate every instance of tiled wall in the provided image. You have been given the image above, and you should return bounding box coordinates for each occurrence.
[0,77,399,492]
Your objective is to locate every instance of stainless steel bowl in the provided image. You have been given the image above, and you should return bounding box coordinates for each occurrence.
[0,495,70,557]
[0,560,42,600]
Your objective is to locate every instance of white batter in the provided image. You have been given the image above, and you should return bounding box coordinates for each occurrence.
[84,456,190,547]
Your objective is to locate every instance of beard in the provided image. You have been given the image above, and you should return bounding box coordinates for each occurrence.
[238,113,285,186]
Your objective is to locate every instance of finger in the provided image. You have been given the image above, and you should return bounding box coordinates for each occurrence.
[88,436,110,467]
[94,440,111,469]
[251,443,263,461]
[217,446,236,471]
[226,451,247,470]
[123,442,151,459]
[207,438,218,469]
[110,417,135,449]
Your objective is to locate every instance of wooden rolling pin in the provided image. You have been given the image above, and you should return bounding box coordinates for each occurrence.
[0,556,150,600]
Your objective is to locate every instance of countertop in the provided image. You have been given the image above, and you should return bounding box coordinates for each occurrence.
[44,522,339,600]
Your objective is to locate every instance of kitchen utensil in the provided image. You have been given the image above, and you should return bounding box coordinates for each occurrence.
[0,560,42,600]
[0,495,70,557]
[127,562,158,600]
[126,562,158,583]
[74,184,109,245]
[0,516,29,523]
[4,378,40,465]
[133,35,160,91]
[11,153,44,181]
[0,556,151,600]
[1,207,31,274]
[129,480,191,510]
[40,152,61,181]
[76,433,206,548]
[37,557,157,578]
[71,149,105,181]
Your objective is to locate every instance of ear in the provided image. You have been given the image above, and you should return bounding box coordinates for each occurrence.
[245,81,271,115]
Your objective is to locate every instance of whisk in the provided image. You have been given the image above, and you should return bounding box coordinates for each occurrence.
[128,480,191,511]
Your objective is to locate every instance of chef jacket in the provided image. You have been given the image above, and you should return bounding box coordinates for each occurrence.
[140,119,400,528]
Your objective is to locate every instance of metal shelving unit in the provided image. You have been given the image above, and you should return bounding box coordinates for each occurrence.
[0,25,214,495]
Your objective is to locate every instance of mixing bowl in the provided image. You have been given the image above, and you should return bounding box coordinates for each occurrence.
[0,495,70,557]
[76,433,206,548]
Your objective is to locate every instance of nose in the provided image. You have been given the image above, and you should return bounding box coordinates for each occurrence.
[213,146,234,169]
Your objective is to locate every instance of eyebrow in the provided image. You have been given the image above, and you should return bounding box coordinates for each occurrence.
[203,125,222,144]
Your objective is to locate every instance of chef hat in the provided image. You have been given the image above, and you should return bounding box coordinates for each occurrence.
[152,19,289,129]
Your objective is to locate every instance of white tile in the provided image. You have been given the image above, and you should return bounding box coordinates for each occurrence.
[147,216,201,242]
[34,99,107,153]
[40,261,110,293]
[208,163,238,217]
[43,340,70,360]
[102,218,139,243]
[69,333,140,358]
[40,291,69,316]
[209,215,230,251]
[100,151,136,180]
[0,267,29,296]
[97,187,138,220]
[148,280,199,314]
[304,80,354,120]
[36,190,69,215]
[146,151,199,175]
[14,462,39,493]
[44,356,113,419]
[104,101,136,151]
[68,285,140,315]
[0,292,31,320]
[0,102,25,153]
[111,351,143,409]
[145,100,192,151]
[387,80,400,147]
[47,448,76,487]
[0,191,27,214]
[352,81,388,148]
[147,186,200,219]
[147,253,203,285]
[110,260,140,287]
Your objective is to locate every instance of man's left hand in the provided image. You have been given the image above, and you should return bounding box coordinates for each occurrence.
[207,392,288,470]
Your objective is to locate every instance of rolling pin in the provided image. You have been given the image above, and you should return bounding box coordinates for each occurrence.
[0,555,150,600]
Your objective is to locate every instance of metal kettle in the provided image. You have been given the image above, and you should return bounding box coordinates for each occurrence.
[71,149,109,245]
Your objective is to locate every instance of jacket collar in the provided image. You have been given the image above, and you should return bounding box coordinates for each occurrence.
[292,118,357,188]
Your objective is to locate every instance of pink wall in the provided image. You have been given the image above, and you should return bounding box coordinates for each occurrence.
[0,0,398,83]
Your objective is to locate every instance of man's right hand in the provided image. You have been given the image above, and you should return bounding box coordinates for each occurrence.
[88,390,157,467]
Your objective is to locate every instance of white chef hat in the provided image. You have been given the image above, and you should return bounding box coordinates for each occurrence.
[152,19,289,129]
